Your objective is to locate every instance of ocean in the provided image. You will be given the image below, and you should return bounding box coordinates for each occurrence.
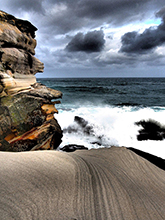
[37,78,165,159]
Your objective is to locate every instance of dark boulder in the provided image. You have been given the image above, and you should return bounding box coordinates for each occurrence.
[135,119,165,141]
[63,116,94,135]
[74,116,94,135]
[60,144,88,152]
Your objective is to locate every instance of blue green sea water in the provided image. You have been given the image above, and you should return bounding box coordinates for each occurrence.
[37,78,165,158]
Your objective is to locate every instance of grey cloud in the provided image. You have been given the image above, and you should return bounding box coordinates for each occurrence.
[27,0,165,35]
[156,6,165,18]
[120,11,165,54]
[75,0,165,26]
[38,47,94,70]
[3,0,165,36]
[2,0,165,77]
[3,0,44,14]
[93,48,165,68]
[66,30,105,53]
[76,0,148,20]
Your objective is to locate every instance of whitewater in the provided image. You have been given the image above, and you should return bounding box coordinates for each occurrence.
[38,77,165,159]
[56,105,165,159]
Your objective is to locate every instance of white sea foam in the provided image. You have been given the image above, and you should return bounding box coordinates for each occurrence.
[55,105,165,159]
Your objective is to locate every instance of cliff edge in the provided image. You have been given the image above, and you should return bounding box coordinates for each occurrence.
[0,10,62,151]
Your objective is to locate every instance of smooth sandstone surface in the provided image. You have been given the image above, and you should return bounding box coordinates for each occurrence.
[0,147,164,220]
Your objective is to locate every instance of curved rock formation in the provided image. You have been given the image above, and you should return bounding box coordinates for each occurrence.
[0,147,164,219]
[0,11,62,151]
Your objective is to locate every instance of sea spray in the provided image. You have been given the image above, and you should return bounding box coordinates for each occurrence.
[56,105,165,158]
[38,77,165,159]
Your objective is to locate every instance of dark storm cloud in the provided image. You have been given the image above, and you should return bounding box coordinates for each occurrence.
[66,30,105,53]
[43,0,164,34]
[156,6,165,18]
[2,0,165,77]
[120,8,165,54]
[76,0,148,20]
[2,0,165,35]
[3,0,44,14]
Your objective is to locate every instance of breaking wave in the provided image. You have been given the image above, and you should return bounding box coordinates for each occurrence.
[56,105,165,159]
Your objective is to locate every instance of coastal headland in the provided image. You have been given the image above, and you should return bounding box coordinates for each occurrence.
[0,11,164,220]
[0,10,62,151]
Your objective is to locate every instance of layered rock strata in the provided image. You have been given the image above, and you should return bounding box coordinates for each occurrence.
[0,11,62,151]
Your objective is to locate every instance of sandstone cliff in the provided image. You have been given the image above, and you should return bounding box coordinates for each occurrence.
[0,10,62,151]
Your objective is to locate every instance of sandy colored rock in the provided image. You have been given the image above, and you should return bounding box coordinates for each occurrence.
[30,83,62,100]
[1,48,44,75]
[0,10,44,97]
[41,104,58,114]
[0,10,37,54]
[0,72,37,96]
[0,11,63,151]
[0,147,164,219]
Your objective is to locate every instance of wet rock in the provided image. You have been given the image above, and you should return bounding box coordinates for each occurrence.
[74,116,88,127]
[63,116,94,135]
[60,144,88,152]
[135,119,165,141]
[74,116,94,135]
[90,141,102,146]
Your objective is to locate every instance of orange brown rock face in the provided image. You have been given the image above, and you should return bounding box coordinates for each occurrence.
[0,11,63,151]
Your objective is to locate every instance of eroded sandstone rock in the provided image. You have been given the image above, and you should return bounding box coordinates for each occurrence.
[0,11,62,151]
[0,10,44,97]
[0,10,37,54]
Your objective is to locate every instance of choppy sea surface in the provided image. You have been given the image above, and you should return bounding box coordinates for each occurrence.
[38,78,165,159]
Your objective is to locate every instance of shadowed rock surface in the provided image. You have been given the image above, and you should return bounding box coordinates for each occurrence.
[74,116,94,135]
[0,147,164,219]
[128,147,165,171]
[63,116,94,135]
[63,116,107,146]
[60,144,88,152]
[135,119,165,141]
[0,11,62,151]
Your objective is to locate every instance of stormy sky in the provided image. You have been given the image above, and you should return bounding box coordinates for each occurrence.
[1,0,165,77]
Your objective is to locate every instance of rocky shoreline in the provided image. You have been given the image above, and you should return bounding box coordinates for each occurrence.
[0,11,165,220]
[0,10,63,151]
